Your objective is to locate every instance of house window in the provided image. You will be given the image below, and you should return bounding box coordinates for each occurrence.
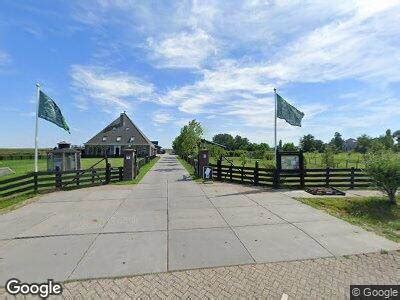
[102,136,107,142]
[116,136,122,142]
[129,137,135,143]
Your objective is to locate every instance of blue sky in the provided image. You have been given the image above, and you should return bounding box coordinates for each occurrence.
[0,0,399,148]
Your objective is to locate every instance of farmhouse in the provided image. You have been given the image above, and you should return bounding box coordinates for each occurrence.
[84,112,156,157]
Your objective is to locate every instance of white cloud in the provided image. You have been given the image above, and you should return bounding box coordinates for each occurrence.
[152,111,173,124]
[70,65,154,112]
[264,1,400,83]
[0,50,10,66]
[147,29,217,69]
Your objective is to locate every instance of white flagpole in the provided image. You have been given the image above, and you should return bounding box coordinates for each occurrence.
[34,83,40,173]
[274,88,277,166]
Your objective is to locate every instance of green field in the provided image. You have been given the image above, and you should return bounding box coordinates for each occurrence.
[0,157,124,180]
[209,152,365,169]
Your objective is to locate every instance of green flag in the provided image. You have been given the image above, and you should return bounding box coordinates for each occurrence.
[276,93,304,127]
[38,90,70,133]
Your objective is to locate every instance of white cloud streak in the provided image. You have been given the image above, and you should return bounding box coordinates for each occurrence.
[70,65,154,112]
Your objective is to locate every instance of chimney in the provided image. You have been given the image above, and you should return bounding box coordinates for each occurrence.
[120,112,124,126]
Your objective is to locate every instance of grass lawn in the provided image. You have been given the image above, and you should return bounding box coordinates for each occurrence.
[113,156,160,185]
[297,196,400,242]
[177,157,202,181]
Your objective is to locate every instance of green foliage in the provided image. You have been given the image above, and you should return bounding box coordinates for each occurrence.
[329,132,344,153]
[363,150,400,204]
[299,134,325,152]
[236,150,247,167]
[282,142,297,151]
[209,145,226,159]
[212,133,235,150]
[321,146,335,167]
[172,120,203,157]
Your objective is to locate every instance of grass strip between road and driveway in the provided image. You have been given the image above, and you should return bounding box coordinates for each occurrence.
[177,157,202,182]
[113,156,160,185]
[297,196,400,242]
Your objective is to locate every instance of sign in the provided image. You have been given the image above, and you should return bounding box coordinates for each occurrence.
[277,150,304,171]
[281,155,300,170]
[203,166,213,180]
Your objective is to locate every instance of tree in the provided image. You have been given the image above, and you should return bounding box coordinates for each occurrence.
[209,145,226,159]
[364,150,400,205]
[212,133,235,150]
[321,146,335,167]
[282,142,297,151]
[172,120,203,157]
[329,132,344,152]
[376,129,394,150]
[300,134,324,152]
[234,135,249,150]
[356,134,373,153]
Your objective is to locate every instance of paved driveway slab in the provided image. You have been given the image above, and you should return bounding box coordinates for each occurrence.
[70,232,167,280]
[233,224,332,262]
[169,208,227,230]
[169,228,253,270]
[103,209,167,233]
[210,195,257,208]
[295,220,399,255]
[219,206,284,227]
[122,197,167,211]
[0,235,96,283]
[168,196,213,210]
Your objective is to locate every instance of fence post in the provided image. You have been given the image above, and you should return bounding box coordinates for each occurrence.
[273,169,279,189]
[325,167,330,187]
[241,167,244,183]
[254,161,259,185]
[33,172,38,192]
[300,169,305,189]
[119,167,123,181]
[91,169,95,184]
[217,158,222,181]
[55,169,62,189]
[106,163,111,184]
[76,171,80,187]
[229,165,233,182]
[350,167,355,189]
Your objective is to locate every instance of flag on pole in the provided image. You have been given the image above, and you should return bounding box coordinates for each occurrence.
[276,93,304,127]
[38,90,70,133]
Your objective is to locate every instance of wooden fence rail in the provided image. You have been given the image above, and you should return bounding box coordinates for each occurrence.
[0,155,157,199]
[209,162,372,189]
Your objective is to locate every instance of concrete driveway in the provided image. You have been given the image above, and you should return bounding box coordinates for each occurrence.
[0,154,398,286]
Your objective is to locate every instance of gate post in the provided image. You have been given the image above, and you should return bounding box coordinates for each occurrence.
[217,156,222,181]
[123,148,135,181]
[325,167,330,187]
[197,149,209,178]
[105,163,111,184]
[254,161,259,185]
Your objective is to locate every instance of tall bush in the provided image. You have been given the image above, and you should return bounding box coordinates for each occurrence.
[364,150,400,205]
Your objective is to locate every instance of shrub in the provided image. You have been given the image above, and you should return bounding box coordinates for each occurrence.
[364,150,400,205]
[321,147,335,167]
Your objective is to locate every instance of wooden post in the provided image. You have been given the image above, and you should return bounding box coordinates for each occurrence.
[76,171,80,187]
[229,165,233,181]
[273,169,279,188]
[217,157,222,181]
[33,172,38,192]
[350,167,355,189]
[55,169,62,189]
[119,167,123,181]
[254,161,259,185]
[106,163,111,184]
[299,150,305,189]
[325,167,330,187]
[91,169,95,184]
[241,167,244,183]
